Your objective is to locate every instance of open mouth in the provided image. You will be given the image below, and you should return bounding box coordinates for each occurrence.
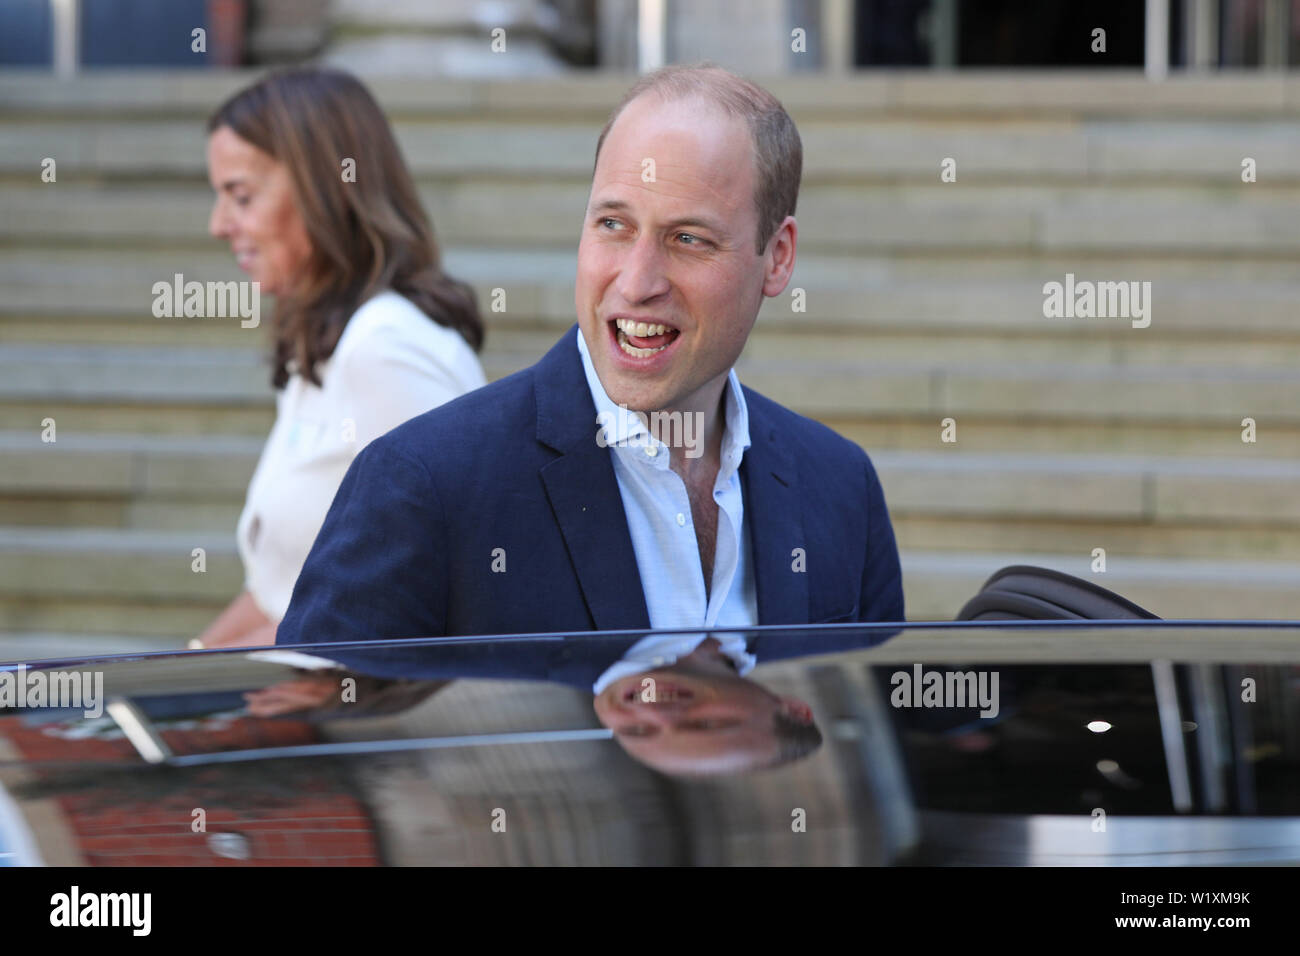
[610,317,681,358]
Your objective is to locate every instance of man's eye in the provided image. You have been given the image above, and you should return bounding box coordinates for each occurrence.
[599,217,620,230]
[676,233,706,246]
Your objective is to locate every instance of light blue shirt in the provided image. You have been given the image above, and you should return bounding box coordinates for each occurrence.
[591,631,757,696]
[577,327,759,639]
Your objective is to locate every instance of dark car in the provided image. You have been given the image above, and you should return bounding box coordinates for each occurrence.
[2,619,1298,866]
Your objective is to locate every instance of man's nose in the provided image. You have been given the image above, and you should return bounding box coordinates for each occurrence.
[628,694,696,722]
[615,235,671,304]
[627,705,677,732]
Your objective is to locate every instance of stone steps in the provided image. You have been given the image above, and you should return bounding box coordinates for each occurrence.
[9,117,1300,181]
[17,402,1279,453]
[0,526,240,641]
[12,430,1298,494]
[904,549,1300,621]
[0,527,1293,640]
[0,430,257,530]
[4,342,1297,433]
[7,247,1300,323]
[0,69,1295,642]
[3,428,1297,552]
[9,182,1300,254]
[5,71,1300,187]
[11,318,1300,375]
[4,71,1300,118]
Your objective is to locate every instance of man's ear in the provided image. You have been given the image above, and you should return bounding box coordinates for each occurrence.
[778,696,814,724]
[761,215,798,298]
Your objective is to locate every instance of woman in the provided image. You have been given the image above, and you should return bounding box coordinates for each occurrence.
[192,69,486,648]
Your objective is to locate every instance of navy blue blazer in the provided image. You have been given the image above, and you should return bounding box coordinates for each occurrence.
[276,326,904,645]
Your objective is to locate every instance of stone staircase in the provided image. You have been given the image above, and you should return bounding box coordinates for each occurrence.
[2,70,1299,653]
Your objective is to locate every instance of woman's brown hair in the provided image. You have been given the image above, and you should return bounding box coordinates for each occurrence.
[208,68,484,388]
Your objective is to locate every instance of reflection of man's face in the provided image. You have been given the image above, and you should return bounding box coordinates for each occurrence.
[592,640,813,775]
[575,92,790,419]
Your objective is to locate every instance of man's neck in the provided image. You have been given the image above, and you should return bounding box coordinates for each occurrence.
[660,379,728,480]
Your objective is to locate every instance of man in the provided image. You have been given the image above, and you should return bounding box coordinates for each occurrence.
[276,63,904,652]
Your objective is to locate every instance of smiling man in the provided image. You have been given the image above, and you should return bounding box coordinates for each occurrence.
[276,63,904,653]
[591,637,822,776]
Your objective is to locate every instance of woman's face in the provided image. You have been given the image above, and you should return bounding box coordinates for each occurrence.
[206,125,314,297]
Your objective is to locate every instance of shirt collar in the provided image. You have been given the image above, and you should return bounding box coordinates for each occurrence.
[576,326,751,476]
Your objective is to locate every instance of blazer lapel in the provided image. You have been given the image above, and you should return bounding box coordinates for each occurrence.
[741,391,810,625]
[535,327,651,632]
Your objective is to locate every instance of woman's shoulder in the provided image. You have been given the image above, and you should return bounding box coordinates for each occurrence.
[339,289,462,345]
[334,291,479,363]
[327,289,485,389]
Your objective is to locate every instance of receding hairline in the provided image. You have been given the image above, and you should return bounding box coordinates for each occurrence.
[594,84,757,168]
[592,65,801,254]
[593,90,759,184]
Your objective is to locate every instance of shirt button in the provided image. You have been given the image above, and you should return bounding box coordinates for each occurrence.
[645,446,658,457]
[676,513,686,526]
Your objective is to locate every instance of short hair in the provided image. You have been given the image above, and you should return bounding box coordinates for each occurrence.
[593,62,802,255]
[768,707,823,768]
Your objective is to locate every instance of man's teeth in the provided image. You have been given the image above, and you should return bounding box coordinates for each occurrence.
[615,318,671,337]
[617,329,669,357]
[614,318,676,358]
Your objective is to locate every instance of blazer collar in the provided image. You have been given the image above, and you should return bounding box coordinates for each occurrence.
[739,390,810,626]
[534,325,598,454]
